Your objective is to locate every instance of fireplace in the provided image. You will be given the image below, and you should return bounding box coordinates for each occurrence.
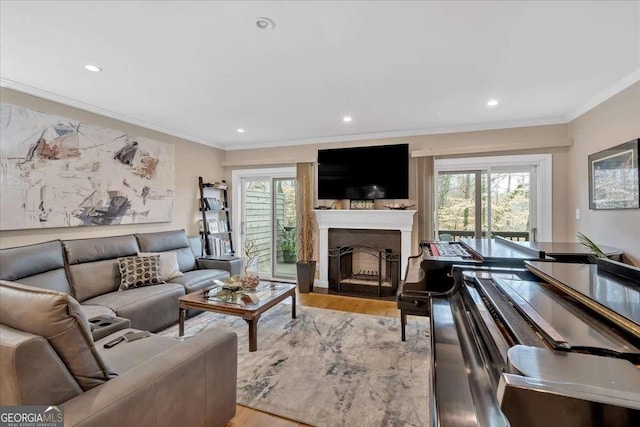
[328,229,401,296]
[314,209,416,290]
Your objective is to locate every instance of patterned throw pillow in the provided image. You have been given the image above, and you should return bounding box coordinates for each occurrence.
[117,255,163,291]
[137,251,184,281]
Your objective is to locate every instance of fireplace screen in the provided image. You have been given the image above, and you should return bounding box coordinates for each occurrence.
[328,245,400,297]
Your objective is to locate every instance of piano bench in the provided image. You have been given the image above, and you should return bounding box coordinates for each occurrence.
[398,298,430,341]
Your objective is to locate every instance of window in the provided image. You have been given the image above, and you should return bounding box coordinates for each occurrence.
[435,154,552,242]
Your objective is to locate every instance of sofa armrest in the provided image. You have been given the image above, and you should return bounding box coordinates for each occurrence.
[0,325,82,405]
[87,316,131,342]
[196,257,243,276]
[187,235,204,258]
[63,327,237,427]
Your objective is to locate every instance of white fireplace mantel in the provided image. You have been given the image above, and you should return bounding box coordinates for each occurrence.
[314,209,416,288]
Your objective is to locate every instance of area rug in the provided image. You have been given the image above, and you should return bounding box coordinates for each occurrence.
[159,303,430,427]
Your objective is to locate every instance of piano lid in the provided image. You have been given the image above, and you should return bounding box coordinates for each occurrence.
[494,278,640,355]
[512,241,622,257]
[526,261,640,332]
[507,345,640,394]
[460,238,546,261]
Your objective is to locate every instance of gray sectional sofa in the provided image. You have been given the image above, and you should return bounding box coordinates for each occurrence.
[0,229,242,427]
[0,229,242,332]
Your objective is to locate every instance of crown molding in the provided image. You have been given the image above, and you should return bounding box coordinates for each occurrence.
[221,157,316,167]
[0,78,223,149]
[411,137,572,157]
[221,116,567,151]
[565,67,640,122]
[4,68,638,153]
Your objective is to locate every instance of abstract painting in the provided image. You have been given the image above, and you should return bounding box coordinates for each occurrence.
[0,103,174,230]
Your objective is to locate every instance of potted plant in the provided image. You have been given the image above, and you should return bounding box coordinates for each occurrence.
[278,227,297,264]
[296,172,316,293]
[577,232,606,263]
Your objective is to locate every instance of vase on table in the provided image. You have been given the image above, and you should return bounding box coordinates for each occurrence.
[241,256,260,291]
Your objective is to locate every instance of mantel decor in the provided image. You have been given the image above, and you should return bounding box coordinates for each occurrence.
[0,103,175,230]
[588,138,639,210]
[349,199,374,210]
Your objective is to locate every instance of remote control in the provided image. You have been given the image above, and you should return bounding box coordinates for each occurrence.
[124,331,151,342]
[103,332,134,349]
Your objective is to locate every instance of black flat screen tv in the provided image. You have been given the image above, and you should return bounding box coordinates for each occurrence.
[317,143,409,200]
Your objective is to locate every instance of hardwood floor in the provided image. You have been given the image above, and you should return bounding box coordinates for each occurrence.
[226,290,398,426]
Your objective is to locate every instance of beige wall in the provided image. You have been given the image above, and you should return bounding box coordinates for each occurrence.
[12,82,636,264]
[223,124,570,165]
[224,124,572,248]
[0,88,225,248]
[567,82,640,265]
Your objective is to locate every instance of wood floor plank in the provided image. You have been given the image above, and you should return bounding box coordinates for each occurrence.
[228,405,308,427]
[226,289,399,426]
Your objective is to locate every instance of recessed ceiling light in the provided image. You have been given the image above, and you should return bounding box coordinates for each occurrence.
[256,17,275,30]
[487,99,499,107]
[237,128,245,133]
[84,64,102,73]
[343,116,352,123]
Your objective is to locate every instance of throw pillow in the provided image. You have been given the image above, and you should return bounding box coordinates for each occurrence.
[117,255,163,291]
[137,251,184,281]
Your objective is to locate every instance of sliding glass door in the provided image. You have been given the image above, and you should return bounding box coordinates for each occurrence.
[436,166,536,242]
[488,169,534,241]
[241,178,273,277]
[235,168,297,281]
[273,178,297,278]
[437,171,482,240]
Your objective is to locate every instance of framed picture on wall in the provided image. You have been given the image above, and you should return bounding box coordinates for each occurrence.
[588,138,639,210]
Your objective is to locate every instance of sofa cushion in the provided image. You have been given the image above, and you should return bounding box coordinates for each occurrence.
[63,235,140,302]
[96,328,180,374]
[169,269,230,293]
[0,281,117,391]
[81,305,117,319]
[82,284,185,332]
[136,230,197,272]
[0,240,72,295]
[117,255,163,291]
[138,251,184,281]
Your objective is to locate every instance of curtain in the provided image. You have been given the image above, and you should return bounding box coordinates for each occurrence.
[296,162,315,261]
[415,156,435,242]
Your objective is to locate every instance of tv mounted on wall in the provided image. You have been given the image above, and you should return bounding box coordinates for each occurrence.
[317,143,409,200]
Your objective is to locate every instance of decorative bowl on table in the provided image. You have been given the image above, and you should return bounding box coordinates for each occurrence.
[237,274,259,291]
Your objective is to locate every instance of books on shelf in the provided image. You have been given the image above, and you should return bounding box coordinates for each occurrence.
[199,177,233,256]
[203,197,223,210]
[206,236,233,257]
[198,219,229,233]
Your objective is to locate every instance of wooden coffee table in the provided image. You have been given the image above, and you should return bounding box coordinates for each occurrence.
[178,281,296,352]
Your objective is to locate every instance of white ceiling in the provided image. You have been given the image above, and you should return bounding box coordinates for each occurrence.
[1,1,639,150]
